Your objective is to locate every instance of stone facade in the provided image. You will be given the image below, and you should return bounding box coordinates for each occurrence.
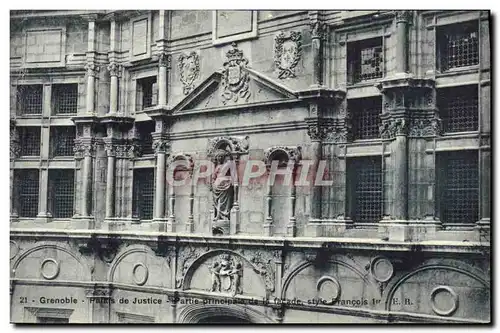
[10,10,491,324]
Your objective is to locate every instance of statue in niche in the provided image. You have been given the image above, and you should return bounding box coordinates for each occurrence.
[211,148,234,233]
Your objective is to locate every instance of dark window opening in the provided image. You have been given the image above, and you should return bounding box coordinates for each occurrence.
[48,169,75,218]
[349,96,382,140]
[19,127,41,156]
[437,151,478,226]
[136,77,157,110]
[437,20,479,71]
[347,156,383,225]
[347,37,383,84]
[136,121,155,155]
[50,126,76,157]
[438,85,478,133]
[52,84,78,114]
[14,169,39,218]
[17,85,43,115]
[132,168,154,220]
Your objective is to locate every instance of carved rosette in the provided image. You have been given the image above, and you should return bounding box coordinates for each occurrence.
[274,31,302,79]
[107,62,121,77]
[249,251,276,294]
[221,43,251,105]
[158,52,171,68]
[409,118,442,137]
[178,51,200,95]
[379,118,408,139]
[85,63,100,77]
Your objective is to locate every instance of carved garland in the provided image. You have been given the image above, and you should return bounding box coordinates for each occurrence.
[221,43,251,105]
[178,51,200,95]
[274,31,302,79]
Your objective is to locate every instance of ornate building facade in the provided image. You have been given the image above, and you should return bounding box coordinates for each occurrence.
[10,10,490,324]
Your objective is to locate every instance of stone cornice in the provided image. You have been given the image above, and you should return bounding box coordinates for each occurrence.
[297,87,346,101]
[9,229,490,254]
[376,75,435,93]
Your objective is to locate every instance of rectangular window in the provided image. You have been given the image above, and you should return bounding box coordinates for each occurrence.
[19,127,41,156]
[48,169,74,218]
[14,169,39,218]
[349,96,382,140]
[136,121,155,155]
[438,85,478,133]
[52,83,78,114]
[17,85,43,115]
[50,126,76,157]
[132,168,154,220]
[347,156,383,226]
[437,20,479,71]
[347,37,383,84]
[437,151,478,227]
[136,76,157,110]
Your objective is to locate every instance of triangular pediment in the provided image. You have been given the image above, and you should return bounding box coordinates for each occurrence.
[172,68,299,114]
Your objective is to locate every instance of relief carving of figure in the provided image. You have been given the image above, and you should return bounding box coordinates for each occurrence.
[211,148,234,228]
[209,254,243,296]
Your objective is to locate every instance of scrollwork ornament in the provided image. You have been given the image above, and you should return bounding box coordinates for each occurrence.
[85,63,100,77]
[152,139,171,155]
[249,251,275,293]
[221,43,251,105]
[409,118,442,137]
[178,51,200,95]
[274,31,302,79]
[380,118,408,139]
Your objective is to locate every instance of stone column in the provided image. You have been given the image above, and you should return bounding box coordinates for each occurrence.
[287,167,297,237]
[158,53,169,106]
[393,133,408,220]
[85,64,99,113]
[264,182,273,236]
[395,11,411,74]
[107,64,120,114]
[155,149,166,220]
[104,143,116,219]
[186,180,194,233]
[309,12,326,87]
[36,169,51,221]
[80,143,94,217]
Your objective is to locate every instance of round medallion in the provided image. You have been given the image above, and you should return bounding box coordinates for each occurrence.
[430,286,459,316]
[132,263,149,286]
[10,241,19,260]
[316,276,341,304]
[370,256,394,283]
[41,258,60,280]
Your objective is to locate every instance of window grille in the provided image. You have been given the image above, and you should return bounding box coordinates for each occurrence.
[48,169,75,218]
[136,121,155,155]
[52,84,78,114]
[17,85,43,115]
[136,77,157,110]
[349,97,382,140]
[438,21,479,71]
[50,126,76,157]
[347,38,383,84]
[348,156,383,225]
[15,169,39,217]
[132,168,154,220]
[438,85,478,133]
[438,151,478,226]
[19,127,41,156]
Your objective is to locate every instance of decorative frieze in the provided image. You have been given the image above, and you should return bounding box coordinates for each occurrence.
[379,118,408,139]
[409,118,442,138]
[158,52,171,68]
[274,31,302,79]
[107,62,121,77]
[221,43,251,105]
[178,51,200,95]
[74,139,98,159]
[85,62,100,77]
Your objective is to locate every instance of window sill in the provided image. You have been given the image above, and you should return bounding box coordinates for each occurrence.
[346,78,384,89]
[436,65,480,77]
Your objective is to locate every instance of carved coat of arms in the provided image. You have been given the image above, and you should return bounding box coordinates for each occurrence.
[221,43,251,104]
[209,254,243,296]
[274,31,302,79]
[178,51,200,95]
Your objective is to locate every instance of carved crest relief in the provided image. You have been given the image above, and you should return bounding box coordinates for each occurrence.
[274,31,302,79]
[178,51,200,95]
[221,43,251,104]
[209,254,243,296]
